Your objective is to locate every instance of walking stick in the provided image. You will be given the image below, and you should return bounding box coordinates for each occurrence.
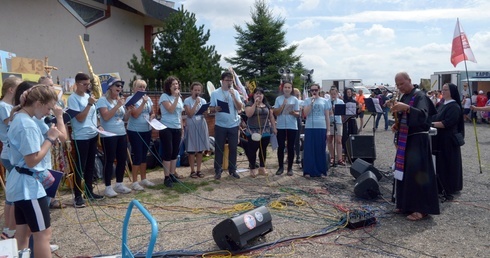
[472,118,483,173]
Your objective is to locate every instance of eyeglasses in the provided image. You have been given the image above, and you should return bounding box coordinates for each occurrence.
[224,79,233,82]
[78,82,91,87]
[114,84,123,88]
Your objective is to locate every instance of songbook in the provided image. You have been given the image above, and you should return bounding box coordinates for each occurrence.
[365,98,383,113]
[195,103,211,116]
[45,169,64,198]
[96,128,117,137]
[51,108,80,124]
[282,104,295,115]
[346,102,357,115]
[333,104,346,116]
[125,91,147,107]
[145,118,167,130]
[217,99,230,113]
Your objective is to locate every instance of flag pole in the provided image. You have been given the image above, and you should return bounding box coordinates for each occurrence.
[457,18,483,173]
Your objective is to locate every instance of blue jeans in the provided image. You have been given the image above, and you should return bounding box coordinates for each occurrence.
[375,108,389,130]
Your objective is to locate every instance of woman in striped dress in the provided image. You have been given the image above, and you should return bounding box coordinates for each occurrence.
[184,82,210,178]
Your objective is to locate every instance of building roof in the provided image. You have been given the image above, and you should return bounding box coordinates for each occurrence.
[118,0,176,24]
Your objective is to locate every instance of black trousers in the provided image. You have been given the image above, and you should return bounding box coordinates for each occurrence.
[277,129,298,169]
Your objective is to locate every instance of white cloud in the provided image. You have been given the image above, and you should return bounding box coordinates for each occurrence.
[291,19,318,30]
[181,0,256,29]
[306,6,488,23]
[332,23,357,33]
[297,0,320,11]
[363,24,395,41]
[174,0,490,86]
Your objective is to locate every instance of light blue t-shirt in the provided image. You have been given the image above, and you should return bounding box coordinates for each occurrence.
[34,118,52,169]
[329,98,344,124]
[159,93,183,129]
[96,97,127,137]
[0,101,12,159]
[273,95,300,130]
[302,97,332,129]
[126,94,153,132]
[184,96,207,122]
[210,88,242,128]
[6,113,47,202]
[67,93,98,140]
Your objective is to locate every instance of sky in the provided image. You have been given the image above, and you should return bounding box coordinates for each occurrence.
[172,0,490,86]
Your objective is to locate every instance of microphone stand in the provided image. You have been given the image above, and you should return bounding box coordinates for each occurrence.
[331,121,337,167]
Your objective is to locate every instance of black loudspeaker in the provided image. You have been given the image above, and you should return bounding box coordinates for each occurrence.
[349,158,382,181]
[346,135,376,163]
[212,206,273,251]
[354,171,380,199]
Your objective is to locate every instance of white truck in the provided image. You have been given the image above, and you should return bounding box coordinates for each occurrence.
[321,79,363,93]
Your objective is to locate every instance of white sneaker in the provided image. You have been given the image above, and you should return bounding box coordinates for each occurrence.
[140,179,155,187]
[50,244,59,252]
[131,182,145,191]
[104,186,118,198]
[114,183,132,194]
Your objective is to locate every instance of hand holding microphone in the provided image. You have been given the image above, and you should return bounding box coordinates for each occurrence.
[255,96,261,104]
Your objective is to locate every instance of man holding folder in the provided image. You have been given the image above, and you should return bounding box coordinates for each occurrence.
[209,71,243,179]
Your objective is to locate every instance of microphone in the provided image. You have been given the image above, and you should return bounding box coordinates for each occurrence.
[311,97,316,103]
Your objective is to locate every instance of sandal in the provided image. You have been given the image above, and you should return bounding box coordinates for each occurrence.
[250,169,257,178]
[1,232,13,240]
[393,208,404,214]
[49,199,66,209]
[173,172,185,179]
[258,167,268,176]
[190,172,198,178]
[407,212,428,221]
[337,160,346,166]
[196,171,205,178]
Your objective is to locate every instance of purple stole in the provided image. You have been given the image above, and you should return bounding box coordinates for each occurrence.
[394,96,416,181]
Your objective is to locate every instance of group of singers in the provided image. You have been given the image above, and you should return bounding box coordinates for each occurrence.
[0,70,467,256]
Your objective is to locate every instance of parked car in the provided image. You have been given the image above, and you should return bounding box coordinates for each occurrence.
[353,86,372,99]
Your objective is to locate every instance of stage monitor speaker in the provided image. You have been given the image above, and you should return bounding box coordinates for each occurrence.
[212,206,273,251]
[346,135,376,164]
[354,171,380,200]
[349,158,382,181]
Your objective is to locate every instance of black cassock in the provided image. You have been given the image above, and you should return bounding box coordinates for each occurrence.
[395,88,440,215]
[432,101,464,195]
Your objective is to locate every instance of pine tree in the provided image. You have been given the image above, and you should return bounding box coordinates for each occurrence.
[225,0,300,91]
[128,7,222,91]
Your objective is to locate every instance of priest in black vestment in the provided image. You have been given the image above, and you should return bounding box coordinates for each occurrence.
[390,72,440,221]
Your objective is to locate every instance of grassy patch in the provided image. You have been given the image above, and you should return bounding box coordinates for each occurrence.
[149,180,213,196]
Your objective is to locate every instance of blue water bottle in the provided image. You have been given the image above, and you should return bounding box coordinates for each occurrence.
[176,155,181,167]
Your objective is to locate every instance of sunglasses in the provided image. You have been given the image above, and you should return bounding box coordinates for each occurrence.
[310,89,319,92]
[114,84,123,88]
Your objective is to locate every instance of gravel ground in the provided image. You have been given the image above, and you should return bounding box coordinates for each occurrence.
[1,117,489,257]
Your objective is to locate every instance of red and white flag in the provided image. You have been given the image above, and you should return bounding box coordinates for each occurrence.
[451,18,477,67]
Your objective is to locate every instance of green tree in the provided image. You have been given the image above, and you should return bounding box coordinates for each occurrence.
[128,7,222,91]
[225,0,300,91]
